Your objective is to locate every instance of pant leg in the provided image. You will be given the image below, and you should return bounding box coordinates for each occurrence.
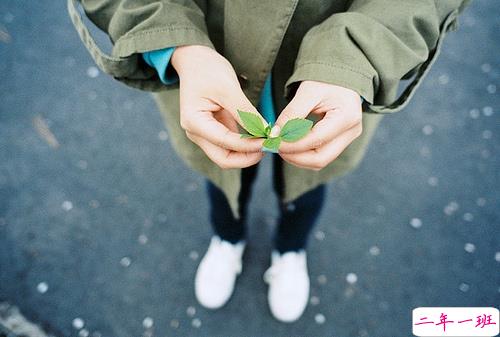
[272,154,327,253]
[205,162,260,243]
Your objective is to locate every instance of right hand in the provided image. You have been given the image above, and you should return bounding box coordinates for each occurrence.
[171,45,267,169]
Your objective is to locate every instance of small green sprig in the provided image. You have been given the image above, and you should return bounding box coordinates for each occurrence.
[237,109,313,153]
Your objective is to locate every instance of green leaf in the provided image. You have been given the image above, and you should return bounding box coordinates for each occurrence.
[240,133,261,139]
[262,137,281,153]
[237,109,267,137]
[264,125,272,137]
[279,118,313,142]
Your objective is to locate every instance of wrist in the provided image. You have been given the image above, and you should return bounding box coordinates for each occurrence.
[171,45,214,75]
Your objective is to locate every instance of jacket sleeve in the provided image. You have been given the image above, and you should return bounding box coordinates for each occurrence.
[67,0,214,91]
[284,0,472,114]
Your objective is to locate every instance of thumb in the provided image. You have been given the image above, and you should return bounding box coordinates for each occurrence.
[273,88,315,136]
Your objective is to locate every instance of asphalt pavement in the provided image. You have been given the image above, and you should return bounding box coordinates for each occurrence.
[0,1,498,336]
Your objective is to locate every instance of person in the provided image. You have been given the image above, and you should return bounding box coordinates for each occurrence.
[67,0,470,322]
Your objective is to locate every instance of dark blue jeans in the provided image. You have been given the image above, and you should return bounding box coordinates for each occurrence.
[205,154,326,254]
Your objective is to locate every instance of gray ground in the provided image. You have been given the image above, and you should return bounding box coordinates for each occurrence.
[0,1,498,337]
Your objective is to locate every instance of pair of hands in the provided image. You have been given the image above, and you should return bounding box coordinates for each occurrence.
[171,45,363,171]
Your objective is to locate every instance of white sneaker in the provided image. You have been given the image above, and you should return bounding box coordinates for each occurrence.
[263,249,310,322]
[194,235,246,309]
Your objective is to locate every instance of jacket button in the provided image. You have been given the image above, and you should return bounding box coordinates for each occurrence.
[238,73,249,88]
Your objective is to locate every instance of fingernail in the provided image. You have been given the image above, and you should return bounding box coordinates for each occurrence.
[269,125,280,138]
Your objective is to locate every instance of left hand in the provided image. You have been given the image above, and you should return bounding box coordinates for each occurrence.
[272,80,363,171]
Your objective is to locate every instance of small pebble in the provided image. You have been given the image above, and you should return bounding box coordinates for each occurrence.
[427,176,439,186]
[482,130,492,139]
[72,318,85,330]
[79,329,89,337]
[494,252,500,262]
[191,318,202,328]
[36,282,48,294]
[346,273,358,284]
[482,106,493,116]
[459,283,470,292]
[410,218,422,229]
[464,243,476,253]
[158,130,168,141]
[314,230,325,241]
[481,63,491,73]
[444,206,454,216]
[444,201,459,216]
[189,250,199,260]
[438,74,449,85]
[317,275,327,285]
[487,84,496,94]
[476,198,486,207]
[369,246,380,256]
[314,313,326,324]
[469,108,480,119]
[170,319,180,329]
[120,257,131,267]
[186,306,196,317]
[86,66,99,78]
[62,201,73,211]
[422,125,434,135]
[463,213,474,222]
[138,234,148,245]
[310,296,320,306]
[142,317,154,329]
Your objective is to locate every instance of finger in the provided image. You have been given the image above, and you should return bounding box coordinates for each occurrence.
[185,109,265,153]
[272,88,318,135]
[279,108,361,154]
[219,87,270,130]
[186,130,265,169]
[279,124,362,171]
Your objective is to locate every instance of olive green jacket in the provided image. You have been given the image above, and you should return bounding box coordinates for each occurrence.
[67,0,470,220]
